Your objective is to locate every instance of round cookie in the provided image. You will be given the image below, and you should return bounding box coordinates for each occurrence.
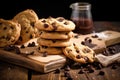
[0,19,21,47]
[12,9,39,44]
[35,17,75,31]
[37,45,63,55]
[37,38,71,47]
[39,31,74,39]
[62,43,95,63]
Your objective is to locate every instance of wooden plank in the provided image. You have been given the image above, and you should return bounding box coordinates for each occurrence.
[0,49,66,73]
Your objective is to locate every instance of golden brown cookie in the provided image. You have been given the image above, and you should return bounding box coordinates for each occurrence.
[0,19,21,47]
[12,9,39,44]
[35,17,75,31]
[37,38,71,47]
[39,31,74,39]
[37,45,63,55]
[62,43,95,63]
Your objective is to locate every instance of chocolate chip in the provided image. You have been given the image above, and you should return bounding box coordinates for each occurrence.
[52,25,57,31]
[30,34,33,39]
[41,20,46,23]
[84,56,89,62]
[64,71,70,77]
[6,36,10,41]
[42,46,48,48]
[91,35,98,38]
[52,40,56,43]
[30,22,35,27]
[64,65,70,71]
[68,49,72,53]
[14,46,21,54]
[54,68,60,74]
[111,64,117,69]
[3,27,7,30]
[42,52,47,57]
[10,26,14,29]
[44,24,49,28]
[88,39,92,43]
[98,71,105,76]
[78,69,84,74]
[76,55,81,59]
[81,41,85,45]
[57,17,64,22]
[82,48,91,53]
[85,37,90,41]
[74,35,79,38]
[20,45,25,48]
[27,42,35,47]
[64,22,68,25]
[4,45,15,51]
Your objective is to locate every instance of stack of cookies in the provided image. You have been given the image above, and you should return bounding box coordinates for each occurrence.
[35,17,75,55]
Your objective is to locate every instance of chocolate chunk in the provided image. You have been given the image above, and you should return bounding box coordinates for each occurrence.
[14,46,21,54]
[52,25,57,31]
[20,45,25,48]
[91,35,98,38]
[57,17,64,22]
[81,41,85,45]
[74,35,79,38]
[30,22,35,27]
[64,71,70,77]
[27,42,35,47]
[98,71,105,76]
[42,52,47,57]
[29,34,33,39]
[54,68,60,74]
[3,27,7,30]
[10,26,14,29]
[76,50,80,53]
[82,48,91,53]
[64,65,70,71]
[68,49,72,53]
[52,40,56,43]
[78,69,84,74]
[64,22,68,25]
[85,37,90,41]
[41,20,46,23]
[44,24,49,28]
[84,56,89,62]
[4,45,15,51]
[111,64,117,69]
[42,46,48,48]
[19,36,22,41]
[76,55,81,59]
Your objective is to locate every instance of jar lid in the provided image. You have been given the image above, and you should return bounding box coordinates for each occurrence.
[70,2,91,10]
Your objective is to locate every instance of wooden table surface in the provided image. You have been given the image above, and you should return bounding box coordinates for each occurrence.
[0,21,120,80]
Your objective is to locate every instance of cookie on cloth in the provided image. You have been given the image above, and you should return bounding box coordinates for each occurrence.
[62,43,95,63]
[37,45,63,55]
[39,31,74,39]
[35,17,75,31]
[12,9,39,44]
[37,38,71,47]
[0,19,21,47]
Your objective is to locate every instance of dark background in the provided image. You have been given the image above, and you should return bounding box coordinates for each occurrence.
[0,0,120,21]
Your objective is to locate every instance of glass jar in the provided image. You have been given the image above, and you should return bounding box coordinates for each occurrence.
[70,2,94,34]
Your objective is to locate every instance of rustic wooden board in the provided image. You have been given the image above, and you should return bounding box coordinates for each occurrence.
[0,30,120,73]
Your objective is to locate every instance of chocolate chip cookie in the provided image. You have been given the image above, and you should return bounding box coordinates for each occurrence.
[12,9,39,44]
[37,45,63,55]
[62,43,95,63]
[37,38,71,47]
[39,31,74,39]
[0,19,21,47]
[35,17,75,31]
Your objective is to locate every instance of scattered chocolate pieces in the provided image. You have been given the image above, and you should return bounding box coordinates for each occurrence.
[98,71,105,76]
